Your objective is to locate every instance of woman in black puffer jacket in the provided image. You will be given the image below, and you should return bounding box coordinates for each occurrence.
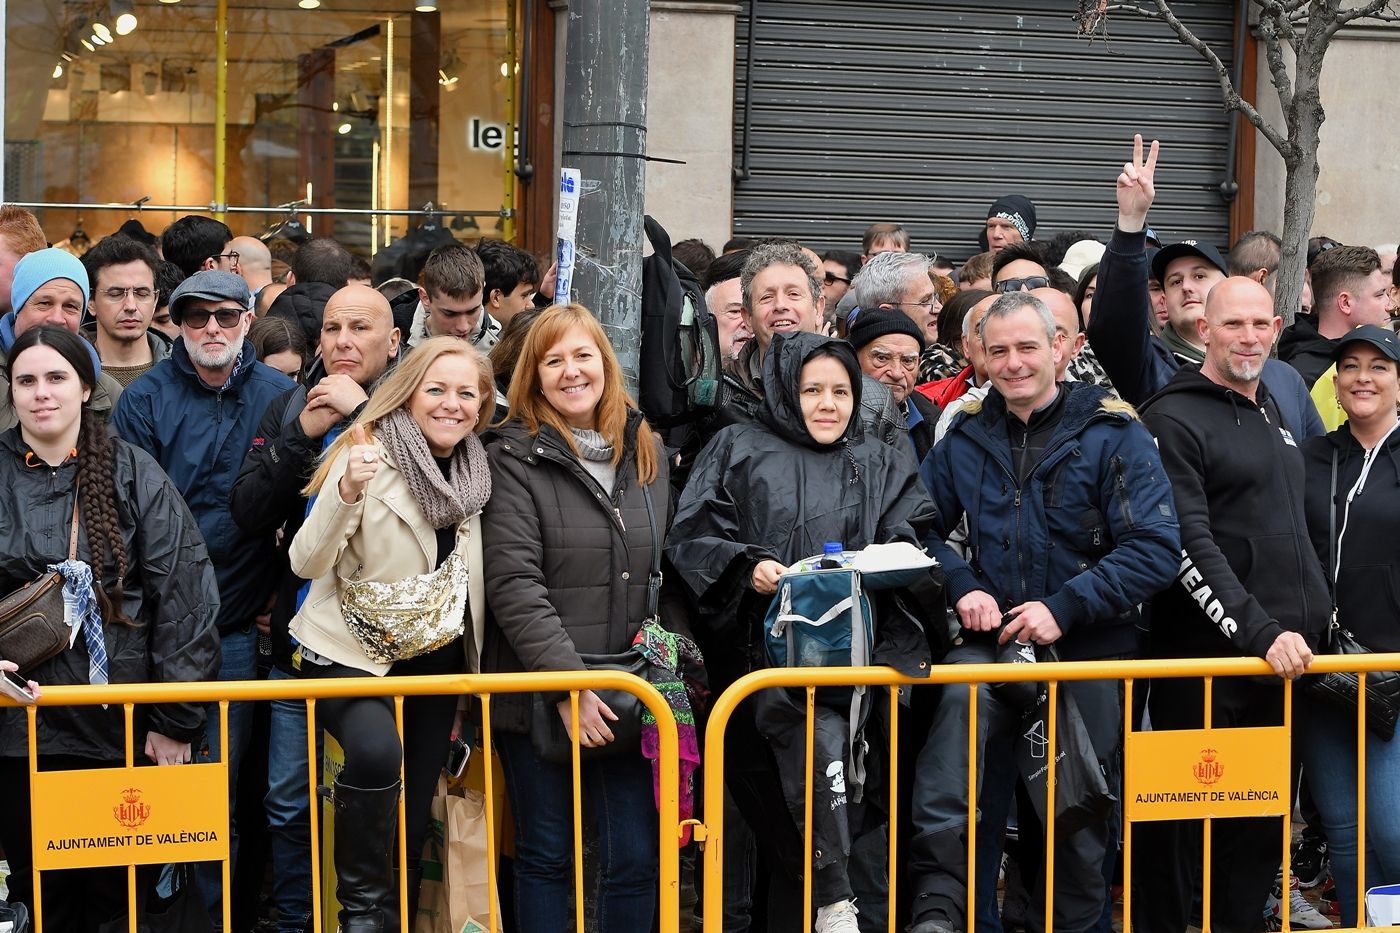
[0,326,219,929]
[482,303,673,933]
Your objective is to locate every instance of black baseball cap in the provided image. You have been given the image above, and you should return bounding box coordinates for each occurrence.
[1151,240,1227,285]
[1333,324,1400,364]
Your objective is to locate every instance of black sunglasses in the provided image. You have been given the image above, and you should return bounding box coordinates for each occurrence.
[181,306,245,328]
[824,271,851,286]
[996,275,1050,293]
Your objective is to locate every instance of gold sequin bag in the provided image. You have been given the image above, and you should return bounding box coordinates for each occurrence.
[341,548,469,663]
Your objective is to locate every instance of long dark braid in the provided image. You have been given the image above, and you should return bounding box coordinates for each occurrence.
[76,407,132,625]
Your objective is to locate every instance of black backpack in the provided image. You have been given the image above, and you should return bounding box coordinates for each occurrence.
[638,215,723,430]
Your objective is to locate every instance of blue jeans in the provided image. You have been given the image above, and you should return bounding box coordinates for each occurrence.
[265,667,315,933]
[495,731,659,932]
[196,624,258,926]
[1299,696,1400,927]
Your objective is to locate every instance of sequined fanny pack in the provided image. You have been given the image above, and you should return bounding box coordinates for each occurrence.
[341,548,469,664]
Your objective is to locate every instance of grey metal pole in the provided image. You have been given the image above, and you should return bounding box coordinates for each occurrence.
[559,0,650,397]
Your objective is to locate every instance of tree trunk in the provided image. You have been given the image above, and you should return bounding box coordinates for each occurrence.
[1274,151,1318,329]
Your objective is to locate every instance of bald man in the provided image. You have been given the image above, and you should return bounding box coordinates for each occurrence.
[231,236,274,300]
[1136,276,1328,933]
[1032,286,1116,391]
[229,283,401,933]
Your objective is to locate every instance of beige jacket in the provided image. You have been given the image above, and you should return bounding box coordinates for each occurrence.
[288,439,486,676]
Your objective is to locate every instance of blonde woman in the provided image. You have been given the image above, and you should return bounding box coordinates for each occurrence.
[289,336,490,931]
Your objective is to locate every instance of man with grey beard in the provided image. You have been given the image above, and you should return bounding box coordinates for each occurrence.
[112,269,295,924]
[1135,276,1328,933]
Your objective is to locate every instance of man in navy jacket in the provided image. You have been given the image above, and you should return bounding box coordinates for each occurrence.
[910,292,1180,933]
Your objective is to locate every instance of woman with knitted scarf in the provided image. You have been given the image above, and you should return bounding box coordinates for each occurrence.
[289,336,491,932]
[481,303,691,932]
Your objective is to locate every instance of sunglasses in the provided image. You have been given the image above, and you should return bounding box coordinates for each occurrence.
[996,275,1050,293]
[181,306,245,328]
[824,272,851,286]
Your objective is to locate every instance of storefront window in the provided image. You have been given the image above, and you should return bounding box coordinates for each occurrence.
[4,0,515,258]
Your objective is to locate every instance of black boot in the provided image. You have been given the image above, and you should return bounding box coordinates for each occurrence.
[332,778,401,933]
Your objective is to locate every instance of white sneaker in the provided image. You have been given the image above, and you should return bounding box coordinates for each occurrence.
[1264,875,1333,930]
[815,898,860,932]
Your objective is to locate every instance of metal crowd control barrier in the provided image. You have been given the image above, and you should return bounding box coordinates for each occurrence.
[10,671,680,933]
[699,654,1400,933]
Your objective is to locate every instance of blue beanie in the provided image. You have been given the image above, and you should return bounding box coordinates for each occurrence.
[11,248,90,317]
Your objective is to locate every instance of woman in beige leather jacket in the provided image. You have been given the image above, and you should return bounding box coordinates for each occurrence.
[289,336,491,932]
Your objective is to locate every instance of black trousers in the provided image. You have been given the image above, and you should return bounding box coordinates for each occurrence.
[0,754,130,932]
[298,639,462,893]
[1132,677,1289,933]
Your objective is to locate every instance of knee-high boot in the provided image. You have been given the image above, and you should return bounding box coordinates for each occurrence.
[332,778,401,932]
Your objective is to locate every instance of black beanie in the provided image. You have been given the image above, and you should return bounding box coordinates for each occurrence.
[987,195,1037,241]
[846,306,927,352]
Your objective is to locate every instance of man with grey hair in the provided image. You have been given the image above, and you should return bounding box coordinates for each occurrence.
[854,250,937,341]
[910,290,1180,933]
[112,269,296,922]
[716,240,904,445]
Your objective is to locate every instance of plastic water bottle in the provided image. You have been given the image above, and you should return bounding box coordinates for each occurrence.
[818,541,846,569]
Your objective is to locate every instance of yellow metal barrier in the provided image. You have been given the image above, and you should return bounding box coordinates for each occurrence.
[8,670,681,933]
[699,655,1400,933]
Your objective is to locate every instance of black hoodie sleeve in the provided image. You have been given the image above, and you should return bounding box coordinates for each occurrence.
[1085,227,1170,407]
[230,387,319,535]
[1142,408,1287,657]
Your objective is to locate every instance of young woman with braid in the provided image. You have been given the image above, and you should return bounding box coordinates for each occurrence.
[0,325,220,929]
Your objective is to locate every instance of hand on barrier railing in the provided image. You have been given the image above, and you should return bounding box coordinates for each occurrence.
[557,688,619,748]
[144,731,191,766]
[1265,630,1314,680]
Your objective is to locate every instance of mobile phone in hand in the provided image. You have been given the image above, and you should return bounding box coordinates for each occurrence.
[0,669,36,704]
[444,737,470,778]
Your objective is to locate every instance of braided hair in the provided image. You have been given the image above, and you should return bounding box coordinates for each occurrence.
[7,326,131,624]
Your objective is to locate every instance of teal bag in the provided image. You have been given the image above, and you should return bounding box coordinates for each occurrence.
[764,567,873,671]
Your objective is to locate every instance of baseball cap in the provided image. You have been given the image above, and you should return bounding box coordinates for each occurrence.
[1151,240,1227,285]
[167,270,251,324]
[1333,324,1400,364]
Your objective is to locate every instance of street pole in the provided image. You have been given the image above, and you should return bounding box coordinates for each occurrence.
[559,0,650,396]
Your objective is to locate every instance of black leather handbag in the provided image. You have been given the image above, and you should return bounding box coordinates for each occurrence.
[1305,449,1400,741]
[530,484,662,764]
[0,495,80,676]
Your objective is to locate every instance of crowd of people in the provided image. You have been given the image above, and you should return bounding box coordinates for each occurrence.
[0,129,1394,933]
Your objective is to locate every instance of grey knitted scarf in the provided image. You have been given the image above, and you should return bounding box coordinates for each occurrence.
[374,407,491,528]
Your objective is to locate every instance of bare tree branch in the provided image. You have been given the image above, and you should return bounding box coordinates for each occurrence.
[1259,4,1297,116]
[1158,0,1291,157]
[1335,0,1393,26]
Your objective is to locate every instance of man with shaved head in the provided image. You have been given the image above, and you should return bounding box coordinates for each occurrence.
[1135,276,1329,933]
[230,282,401,933]
[231,235,274,304]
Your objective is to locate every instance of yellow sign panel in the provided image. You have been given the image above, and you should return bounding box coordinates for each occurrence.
[1125,726,1289,822]
[31,762,229,870]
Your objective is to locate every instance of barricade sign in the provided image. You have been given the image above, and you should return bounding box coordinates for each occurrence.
[1124,725,1289,821]
[30,761,229,870]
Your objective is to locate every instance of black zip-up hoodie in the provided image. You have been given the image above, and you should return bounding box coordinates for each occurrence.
[1140,366,1329,658]
[1301,423,1400,653]
[1278,313,1338,390]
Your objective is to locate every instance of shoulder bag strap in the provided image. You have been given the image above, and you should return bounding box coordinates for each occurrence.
[68,483,81,561]
[1328,449,1339,623]
[642,482,662,622]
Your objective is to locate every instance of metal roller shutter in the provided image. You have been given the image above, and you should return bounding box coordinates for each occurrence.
[732,0,1237,260]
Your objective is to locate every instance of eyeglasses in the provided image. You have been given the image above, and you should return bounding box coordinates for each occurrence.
[996,276,1050,293]
[212,251,240,265]
[894,298,938,310]
[97,286,157,304]
[181,306,245,328]
[867,348,920,372]
[824,272,851,286]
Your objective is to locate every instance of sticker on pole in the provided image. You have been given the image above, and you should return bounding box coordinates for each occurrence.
[555,168,581,304]
[1124,725,1288,822]
[31,762,229,869]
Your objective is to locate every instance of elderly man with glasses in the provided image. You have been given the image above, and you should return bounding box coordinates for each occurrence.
[848,305,941,462]
[854,250,941,343]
